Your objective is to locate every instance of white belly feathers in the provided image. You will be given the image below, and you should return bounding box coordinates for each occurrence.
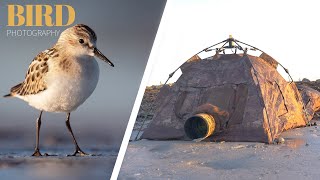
[20,58,100,112]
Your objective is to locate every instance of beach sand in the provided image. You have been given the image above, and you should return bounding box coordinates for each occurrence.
[119,124,320,180]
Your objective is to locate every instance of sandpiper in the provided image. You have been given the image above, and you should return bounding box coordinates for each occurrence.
[4,24,114,156]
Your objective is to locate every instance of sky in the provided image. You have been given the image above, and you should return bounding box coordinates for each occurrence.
[147,0,320,85]
[0,0,166,149]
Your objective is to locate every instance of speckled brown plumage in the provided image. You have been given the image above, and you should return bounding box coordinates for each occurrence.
[59,58,73,72]
[3,24,113,157]
[7,49,57,96]
[74,24,97,41]
[4,25,98,98]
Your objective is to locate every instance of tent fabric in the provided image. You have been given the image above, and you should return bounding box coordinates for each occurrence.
[142,54,308,143]
[259,52,279,69]
[297,84,320,120]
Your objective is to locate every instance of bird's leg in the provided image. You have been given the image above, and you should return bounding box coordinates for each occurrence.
[65,113,88,156]
[32,111,43,157]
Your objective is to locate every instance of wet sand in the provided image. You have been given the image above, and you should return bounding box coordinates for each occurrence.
[120,125,320,179]
[0,118,123,179]
[0,149,117,180]
[0,117,128,180]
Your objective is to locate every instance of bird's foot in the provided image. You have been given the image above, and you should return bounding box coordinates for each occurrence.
[67,148,89,156]
[31,149,42,157]
[44,153,57,156]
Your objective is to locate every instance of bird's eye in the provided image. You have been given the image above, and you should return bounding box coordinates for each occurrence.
[79,39,84,44]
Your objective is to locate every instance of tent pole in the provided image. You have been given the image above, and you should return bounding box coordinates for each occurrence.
[135,36,295,141]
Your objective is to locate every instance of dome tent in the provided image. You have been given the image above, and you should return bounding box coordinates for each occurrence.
[141,36,309,143]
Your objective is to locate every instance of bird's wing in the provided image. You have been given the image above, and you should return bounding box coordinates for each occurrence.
[7,48,56,97]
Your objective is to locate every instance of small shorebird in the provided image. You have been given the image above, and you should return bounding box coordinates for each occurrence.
[4,24,114,156]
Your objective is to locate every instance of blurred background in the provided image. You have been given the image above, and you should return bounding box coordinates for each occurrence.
[0,0,166,179]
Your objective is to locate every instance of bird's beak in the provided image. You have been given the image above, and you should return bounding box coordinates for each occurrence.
[94,47,114,67]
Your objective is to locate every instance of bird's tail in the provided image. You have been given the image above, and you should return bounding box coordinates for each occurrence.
[4,83,22,98]
[3,93,12,98]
